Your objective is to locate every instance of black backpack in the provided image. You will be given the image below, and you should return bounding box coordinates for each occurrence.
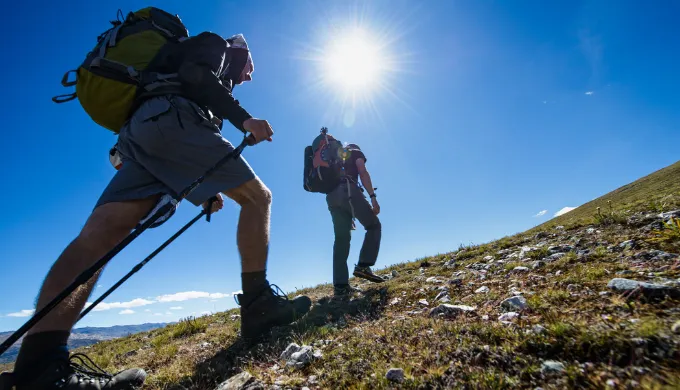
[303,127,346,194]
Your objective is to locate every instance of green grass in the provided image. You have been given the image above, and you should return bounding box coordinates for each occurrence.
[533,160,680,231]
[2,160,680,389]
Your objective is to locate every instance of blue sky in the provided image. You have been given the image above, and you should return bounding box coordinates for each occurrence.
[1,0,679,331]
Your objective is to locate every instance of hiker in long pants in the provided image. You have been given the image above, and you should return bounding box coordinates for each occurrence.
[7,16,311,390]
[323,139,384,297]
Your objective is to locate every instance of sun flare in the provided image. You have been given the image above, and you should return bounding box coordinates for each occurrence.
[322,29,385,92]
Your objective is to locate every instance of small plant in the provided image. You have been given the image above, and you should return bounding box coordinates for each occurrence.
[170,316,208,339]
[648,217,680,252]
[594,200,628,226]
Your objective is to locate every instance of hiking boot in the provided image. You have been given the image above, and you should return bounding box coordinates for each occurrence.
[236,284,312,341]
[12,353,145,389]
[353,265,386,283]
[333,284,362,299]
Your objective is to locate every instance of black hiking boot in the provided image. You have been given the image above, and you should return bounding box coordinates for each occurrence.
[353,265,386,283]
[236,284,312,341]
[333,284,362,300]
[10,353,145,389]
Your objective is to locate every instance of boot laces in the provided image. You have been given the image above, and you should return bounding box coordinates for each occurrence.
[69,353,113,382]
[233,284,290,307]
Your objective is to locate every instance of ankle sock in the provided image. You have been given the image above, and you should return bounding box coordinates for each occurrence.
[14,331,70,380]
[241,271,268,294]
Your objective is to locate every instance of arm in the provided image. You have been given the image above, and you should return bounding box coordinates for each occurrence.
[176,33,252,132]
[356,158,375,196]
[356,158,380,215]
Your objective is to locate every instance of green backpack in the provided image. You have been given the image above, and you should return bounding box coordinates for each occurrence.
[53,8,189,133]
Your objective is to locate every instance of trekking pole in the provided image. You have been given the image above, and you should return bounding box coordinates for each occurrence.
[0,135,255,356]
[77,198,217,321]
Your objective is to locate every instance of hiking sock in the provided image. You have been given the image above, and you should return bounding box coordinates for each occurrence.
[241,271,268,294]
[13,331,70,380]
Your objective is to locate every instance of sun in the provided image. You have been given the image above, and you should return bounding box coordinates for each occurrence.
[297,7,413,129]
[322,29,385,93]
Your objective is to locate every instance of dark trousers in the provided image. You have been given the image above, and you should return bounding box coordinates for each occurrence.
[326,180,382,286]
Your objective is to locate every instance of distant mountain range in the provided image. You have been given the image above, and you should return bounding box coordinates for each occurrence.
[0,322,169,364]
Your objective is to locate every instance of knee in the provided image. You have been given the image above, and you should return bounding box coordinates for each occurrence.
[367,219,381,231]
[228,178,272,209]
[80,204,143,246]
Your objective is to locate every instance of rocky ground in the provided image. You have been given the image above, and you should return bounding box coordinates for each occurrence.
[4,208,674,389]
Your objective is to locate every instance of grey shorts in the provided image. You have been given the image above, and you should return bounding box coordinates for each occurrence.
[96,96,256,210]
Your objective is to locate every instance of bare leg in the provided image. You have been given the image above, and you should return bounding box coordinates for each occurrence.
[224,178,272,273]
[28,196,159,335]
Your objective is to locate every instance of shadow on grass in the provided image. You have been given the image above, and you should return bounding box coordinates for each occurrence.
[175,287,389,389]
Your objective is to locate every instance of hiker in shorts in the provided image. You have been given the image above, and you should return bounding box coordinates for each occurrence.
[7,19,311,390]
[315,134,384,298]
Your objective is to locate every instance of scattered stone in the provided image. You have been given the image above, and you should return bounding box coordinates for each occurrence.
[535,232,548,239]
[541,360,566,374]
[607,278,680,300]
[199,342,211,349]
[429,304,476,319]
[532,324,547,334]
[230,314,241,321]
[483,255,495,262]
[606,379,617,387]
[599,291,611,297]
[307,375,318,384]
[567,284,580,291]
[391,270,399,277]
[280,343,300,360]
[435,291,450,302]
[426,276,442,283]
[545,253,566,262]
[659,209,680,221]
[512,266,530,273]
[549,245,573,254]
[555,226,565,230]
[389,297,401,305]
[385,368,405,383]
[556,270,562,276]
[586,228,597,234]
[449,278,463,286]
[418,299,429,306]
[532,261,545,269]
[498,312,519,322]
[672,321,680,334]
[482,315,489,320]
[215,372,263,390]
[285,346,319,369]
[619,240,637,250]
[420,260,432,268]
[616,270,633,275]
[501,296,528,312]
[475,286,490,294]
[636,250,679,261]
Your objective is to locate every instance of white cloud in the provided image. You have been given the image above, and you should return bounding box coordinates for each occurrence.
[144,309,151,312]
[154,313,163,316]
[554,207,577,217]
[585,91,594,95]
[85,298,155,312]
[169,306,183,310]
[7,309,35,318]
[119,309,135,315]
[155,291,230,302]
[534,210,547,217]
[165,312,173,315]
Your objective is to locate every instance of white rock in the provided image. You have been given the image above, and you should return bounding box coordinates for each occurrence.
[512,266,530,273]
[475,286,490,294]
[498,312,519,322]
[541,360,566,374]
[501,296,528,311]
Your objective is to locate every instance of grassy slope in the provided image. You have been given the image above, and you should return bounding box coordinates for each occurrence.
[533,160,680,231]
[2,160,680,389]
